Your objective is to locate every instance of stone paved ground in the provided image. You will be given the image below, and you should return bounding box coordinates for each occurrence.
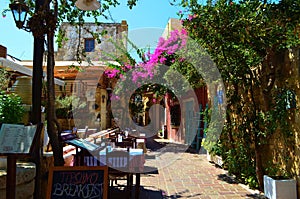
[110,138,267,199]
[140,153,262,199]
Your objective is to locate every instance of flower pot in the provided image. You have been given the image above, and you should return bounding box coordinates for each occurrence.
[207,151,212,162]
[12,76,32,105]
[214,155,223,167]
[206,151,223,167]
[263,175,297,199]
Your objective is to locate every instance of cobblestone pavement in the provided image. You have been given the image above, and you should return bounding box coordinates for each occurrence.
[110,138,266,199]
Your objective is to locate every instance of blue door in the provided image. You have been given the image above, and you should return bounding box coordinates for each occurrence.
[184,100,195,145]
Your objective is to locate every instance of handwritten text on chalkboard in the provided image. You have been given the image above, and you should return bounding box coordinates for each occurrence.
[47,166,108,199]
[52,171,103,199]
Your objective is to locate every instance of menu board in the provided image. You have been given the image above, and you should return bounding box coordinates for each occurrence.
[0,124,37,154]
[47,166,108,199]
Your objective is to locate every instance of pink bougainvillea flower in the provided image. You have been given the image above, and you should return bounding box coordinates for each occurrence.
[125,64,133,69]
[110,94,120,101]
[188,14,194,21]
[159,57,167,63]
[106,28,189,86]
[105,68,120,78]
[179,57,186,62]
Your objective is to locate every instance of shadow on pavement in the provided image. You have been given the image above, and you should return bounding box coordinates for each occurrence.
[146,135,197,154]
[109,186,164,199]
[217,173,238,184]
[246,193,268,199]
[110,186,202,199]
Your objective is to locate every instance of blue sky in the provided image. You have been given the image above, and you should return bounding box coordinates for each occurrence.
[0,0,182,60]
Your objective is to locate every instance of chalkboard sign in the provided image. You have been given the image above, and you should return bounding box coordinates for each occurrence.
[47,166,108,199]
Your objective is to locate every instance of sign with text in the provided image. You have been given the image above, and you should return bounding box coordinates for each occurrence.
[0,124,37,155]
[47,166,108,199]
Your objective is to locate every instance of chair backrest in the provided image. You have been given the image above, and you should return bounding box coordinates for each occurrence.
[106,149,130,172]
[74,146,105,166]
[115,136,136,148]
[83,155,102,166]
[115,139,135,148]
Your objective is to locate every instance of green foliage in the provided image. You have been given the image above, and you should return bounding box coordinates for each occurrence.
[203,138,222,155]
[0,91,25,124]
[55,95,86,118]
[165,55,205,89]
[181,0,300,189]
[0,68,10,90]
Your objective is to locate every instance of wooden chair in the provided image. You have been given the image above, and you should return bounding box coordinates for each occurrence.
[115,137,135,149]
[73,146,105,166]
[106,149,133,198]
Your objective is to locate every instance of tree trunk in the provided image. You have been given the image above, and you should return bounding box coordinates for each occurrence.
[248,72,265,191]
[254,139,264,191]
[46,22,64,166]
[32,0,45,197]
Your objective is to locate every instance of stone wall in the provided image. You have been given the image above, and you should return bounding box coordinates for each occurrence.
[0,162,36,199]
[280,48,300,197]
[55,21,128,61]
[222,47,300,195]
[261,48,300,196]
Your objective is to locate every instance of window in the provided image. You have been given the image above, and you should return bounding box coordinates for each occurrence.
[84,38,95,52]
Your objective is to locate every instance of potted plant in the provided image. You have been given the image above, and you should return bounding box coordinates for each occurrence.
[263,175,297,199]
[202,138,223,167]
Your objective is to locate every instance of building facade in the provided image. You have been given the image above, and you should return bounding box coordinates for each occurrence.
[19,20,128,130]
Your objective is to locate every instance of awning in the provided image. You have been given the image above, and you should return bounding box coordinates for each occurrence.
[21,60,119,80]
[0,57,65,86]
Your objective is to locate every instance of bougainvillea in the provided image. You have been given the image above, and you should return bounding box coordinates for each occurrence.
[105,28,188,83]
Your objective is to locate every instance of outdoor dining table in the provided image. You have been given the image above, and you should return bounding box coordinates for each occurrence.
[94,148,144,199]
[62,132,145,199]
[74,146,145,199]
[98,148,144,168]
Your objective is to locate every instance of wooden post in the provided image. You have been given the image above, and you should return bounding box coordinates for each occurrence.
[100,89,107,130]
[6,156,17,199]
[135,173,140,199]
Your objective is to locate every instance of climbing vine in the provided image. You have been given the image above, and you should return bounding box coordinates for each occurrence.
[180,0,300,190]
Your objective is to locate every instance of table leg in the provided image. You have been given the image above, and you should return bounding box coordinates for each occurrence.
[135,173,140,199]
[7,156,16,199]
